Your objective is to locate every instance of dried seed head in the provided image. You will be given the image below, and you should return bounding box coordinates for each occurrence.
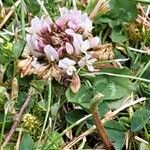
[70,73,81,93]
[10,78,18,100]
[92,44,114,61]
[17,57,33,77]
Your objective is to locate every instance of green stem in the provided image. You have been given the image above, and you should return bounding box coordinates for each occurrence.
[52,98,61,132]
[75,122,85,136]
[81,72,150,83]
[21,0,25,39]
[60,114,92,137]
[0,111,7,146]
[135,0,150,4]
[138,60,150,78]
[47,114,92,148]
[133,53,140,67]
[0,33,9,41]
[36,77,52,150]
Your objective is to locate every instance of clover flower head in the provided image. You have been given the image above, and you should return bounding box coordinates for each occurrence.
[23,7,100,79]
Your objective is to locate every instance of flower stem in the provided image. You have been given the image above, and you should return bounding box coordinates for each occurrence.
[0,111,7,146]
[81,72,150,83]
[36,77,52,149]
[21,0,25,39]
[47,114,92,149]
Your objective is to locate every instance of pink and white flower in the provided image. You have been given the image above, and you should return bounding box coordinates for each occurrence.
[78,53,97,72]
[58,58,76,76]
[25,7,100,77]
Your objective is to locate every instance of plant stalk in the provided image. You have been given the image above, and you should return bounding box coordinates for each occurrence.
[90,93,113,150]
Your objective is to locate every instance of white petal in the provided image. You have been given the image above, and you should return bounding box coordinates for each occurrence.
[59,7,69,16]
[58,60,68,69]
[30,48,43,57]
[65,29,75,36]
[25,17,42,34]
[73,34,83,54]
[68,21,77,30]
[30,35,41,51]
[78,53,97,71]
[27,34,39,50]
[81,40,90,53]
[89,37,100,48]
[66,66,76,76]
[58,58,76,74]
[25,27,33,34]
[87,58,97,65]
[26,34,33,49]
[78,58,85,68]
[60,58,76,66]
[41,16,52,24]
[31,16,43,33]
[31,57,41,69]
[87,65,95,72]
[65,42,74,54]
[41,16,52,32]
[85,53,92,60]
[44,45,59,61]
[66,70,73,76]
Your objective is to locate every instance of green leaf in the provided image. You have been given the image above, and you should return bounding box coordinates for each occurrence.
[118,117,130,128]
[67,68,132,108]
[65,109,87,124]
[66,85,93,109]
[85,0,97,14]
[12,40,25,59]
[0,54,10,64]
[0,43,13,64]
[96,0,138,28]
[93,68,132,101]
[141,64,150,80]
[0,113,13,129]
[25,0,40,15]
[131,109,150,132]
[139,143,150,150]
[109,0,138,22]
[98,102,110,117]
[37,100,47,111]
[51,103,60,117]
[140,82,150,97]
[20,133,33,150]
[44,0,60,18]
[111,30,127,43]
[3,143,15,150]
[105,121,126,150]
[31,80,46,93]
[93,75,131,100]
[44,131,64,149]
